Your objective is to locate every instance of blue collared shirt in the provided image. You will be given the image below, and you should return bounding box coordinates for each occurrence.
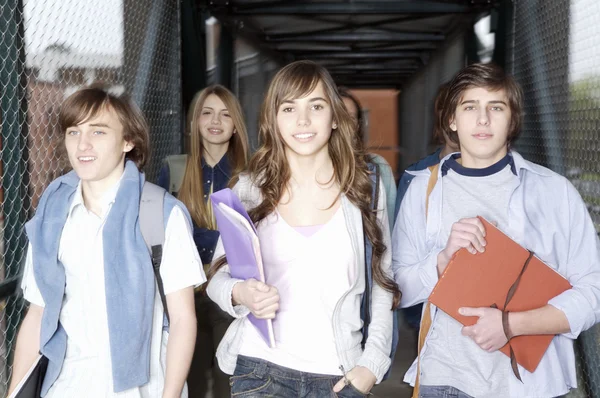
[393,150,600,397]
[158,155,232,264]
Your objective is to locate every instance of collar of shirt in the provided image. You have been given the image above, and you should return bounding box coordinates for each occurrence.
[509,150,554,178]
[438,150,554,181]
[201,154,231,179]
[442,152,517,177]
[68,173,124,220]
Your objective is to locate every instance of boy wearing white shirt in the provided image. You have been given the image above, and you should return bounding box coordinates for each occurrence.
[8,86,204,398]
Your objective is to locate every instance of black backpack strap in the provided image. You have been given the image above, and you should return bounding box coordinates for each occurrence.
[361,161,380,348]
[140,182,169,323]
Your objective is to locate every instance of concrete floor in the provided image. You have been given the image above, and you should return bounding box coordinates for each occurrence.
[370,314,418,398]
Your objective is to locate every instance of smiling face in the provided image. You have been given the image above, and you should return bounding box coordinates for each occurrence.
[276,81,336,159]
[450,86,511,168]
[64,106,134,190]
[198,93,235,147]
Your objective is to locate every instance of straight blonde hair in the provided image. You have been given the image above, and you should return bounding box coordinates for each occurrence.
[178,85,249,228]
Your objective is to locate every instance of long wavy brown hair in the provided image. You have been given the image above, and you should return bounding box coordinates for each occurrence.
[211,61,400,309]
[178,85,249,228]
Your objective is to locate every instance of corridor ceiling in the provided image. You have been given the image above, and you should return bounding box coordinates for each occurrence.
[200,0,499,88]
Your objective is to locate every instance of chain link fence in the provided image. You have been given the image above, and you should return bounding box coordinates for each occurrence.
[0,0,182,394]
[508,0,600,396]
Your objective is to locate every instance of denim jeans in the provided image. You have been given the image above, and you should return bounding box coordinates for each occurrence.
[419,385,473,398]
[230,355,368,397]
[419,385,569,398]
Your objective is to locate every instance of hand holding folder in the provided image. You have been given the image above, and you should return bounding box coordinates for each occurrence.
[428,217,571,378]
[210,188,276,348]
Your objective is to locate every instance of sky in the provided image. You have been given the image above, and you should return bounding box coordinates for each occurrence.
[23,0,123,56]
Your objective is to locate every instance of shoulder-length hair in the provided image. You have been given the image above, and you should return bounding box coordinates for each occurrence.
[59,85,150,170]
[178,85,249,228]
[213,60,400,308]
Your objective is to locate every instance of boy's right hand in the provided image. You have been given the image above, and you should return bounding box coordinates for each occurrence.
[232,278,280,319]
[437,217,487,276]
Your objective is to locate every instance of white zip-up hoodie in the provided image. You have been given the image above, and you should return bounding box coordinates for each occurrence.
[207,173,394,383]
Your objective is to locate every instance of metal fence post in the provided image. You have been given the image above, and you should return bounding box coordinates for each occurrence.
[0,0,29,388]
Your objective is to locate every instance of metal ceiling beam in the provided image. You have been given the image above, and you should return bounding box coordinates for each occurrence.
[299,51,422,60]
[333,77,413,82]
[327,63,419,71]
[333,76,413,82]
[331,70,416,75]
[263,14,447,39]
[334,76,408,81]
[358,42,440,51]
[334,75,410,80]
[265,32,445,43]
[232,2,470,15]
[270,44,352,52]
[333,81,405,88]
[264,41,440,52]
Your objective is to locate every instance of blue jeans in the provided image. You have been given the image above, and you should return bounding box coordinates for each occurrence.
[419,385,566,398]
[230,355,368,397]
[419,385,473,398]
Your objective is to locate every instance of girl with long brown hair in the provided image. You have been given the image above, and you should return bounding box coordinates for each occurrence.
[158,84,249,397]
[206,61,400,397]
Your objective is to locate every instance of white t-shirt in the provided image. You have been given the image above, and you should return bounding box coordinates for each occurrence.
[21,182,205,398]
[239,207,357,375]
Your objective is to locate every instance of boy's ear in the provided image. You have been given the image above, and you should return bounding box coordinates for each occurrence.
[124,141,135,153]
[449,119,457,131]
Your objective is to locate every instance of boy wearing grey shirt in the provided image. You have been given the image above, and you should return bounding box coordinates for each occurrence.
[393,64,600,398]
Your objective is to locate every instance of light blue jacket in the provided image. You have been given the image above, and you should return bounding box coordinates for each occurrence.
[393,151,600,397]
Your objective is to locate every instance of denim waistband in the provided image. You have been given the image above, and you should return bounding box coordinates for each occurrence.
[237,355,338,381]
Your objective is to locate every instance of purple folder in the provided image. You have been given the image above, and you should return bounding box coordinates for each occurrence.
[210,188,274,347]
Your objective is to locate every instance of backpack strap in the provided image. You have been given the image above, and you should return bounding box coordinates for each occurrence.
[165,154,188,194]
[360,162,380,349]
[425,163,439,219]
[140,182,169,323]
[413,163,440,398]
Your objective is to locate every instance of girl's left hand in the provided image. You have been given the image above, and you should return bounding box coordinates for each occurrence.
[333,366,376,394]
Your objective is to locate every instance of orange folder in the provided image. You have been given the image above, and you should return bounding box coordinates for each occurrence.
[428,217,571,374]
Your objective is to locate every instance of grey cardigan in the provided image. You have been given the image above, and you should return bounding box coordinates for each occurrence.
[206,174,394,383]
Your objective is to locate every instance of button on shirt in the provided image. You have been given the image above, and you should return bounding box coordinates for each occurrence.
[22,181,205,397]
